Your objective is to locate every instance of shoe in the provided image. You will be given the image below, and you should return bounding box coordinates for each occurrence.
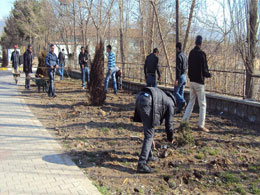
[198,126,209,132]
[137,164,154,173]
[82,86,85,89]
[53,94,57,98]
[148,156,158,162]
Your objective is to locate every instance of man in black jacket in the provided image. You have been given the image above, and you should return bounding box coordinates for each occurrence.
[58,49,65,80]
[11,45,20,72]
[23,44,33,90]
[144,48,161,87]
[173,42,188,113]
[182,35,211,132]
[79,47,90,89]
[134,87,176,173]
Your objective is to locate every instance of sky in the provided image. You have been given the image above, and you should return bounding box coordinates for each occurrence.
[0,0,15,20]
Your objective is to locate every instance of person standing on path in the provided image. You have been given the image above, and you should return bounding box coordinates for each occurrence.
[46,44,59,98]
[58,49,65,80]
[182,35,211,132]
[11,45,20,73]
[104,45,117,94]
[79,47,90,89]
[144,48,161,87]
[173,42,188,114]
[133,87,176,173]
[23,44,33,90]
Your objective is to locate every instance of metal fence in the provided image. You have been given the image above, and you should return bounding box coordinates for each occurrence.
[117,62,260,101]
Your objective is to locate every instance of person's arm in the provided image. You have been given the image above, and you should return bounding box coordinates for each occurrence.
[156,57,161,79]
[56,55,59,68]
[165,105,174,143]
[201,52,211,78]
[144,57,147,78]
[45,53,51,67]
[11,52,14,62]
[176,54,181,81]
[188,52,192,79]
[23,53,28,72]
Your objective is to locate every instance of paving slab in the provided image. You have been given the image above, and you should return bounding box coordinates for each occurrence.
[0,71,100,195]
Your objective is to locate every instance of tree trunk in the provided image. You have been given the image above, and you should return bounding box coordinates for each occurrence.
[139,0,146,62]
[176,0,179,43]
[245,0,258,99]
[183,0,196,52]
[147,2,155,54]
[119,0,125,74]
[151,1,174,84]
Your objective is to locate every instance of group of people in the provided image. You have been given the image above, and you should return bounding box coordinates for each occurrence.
[134,35,211,173]
[11,43,122,97]
[78,44,122,93]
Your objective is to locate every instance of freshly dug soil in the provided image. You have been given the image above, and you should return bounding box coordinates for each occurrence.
[21,78,260,195]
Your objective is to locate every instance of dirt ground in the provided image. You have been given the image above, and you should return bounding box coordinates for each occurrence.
[20,78,260,195]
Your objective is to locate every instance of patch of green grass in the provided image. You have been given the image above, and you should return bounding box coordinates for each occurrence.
[248,165,260,173]
[100,127,110,134]
[234,184,246,195]
[93,182,110,195]
[108,141,116,146]
[221,172,240,184]
[208,148,219,156]
[195,153,204,159]
[176,122,194,146]
[251,182,260,194]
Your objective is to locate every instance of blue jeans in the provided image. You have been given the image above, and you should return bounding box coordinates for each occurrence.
[59,64,64,80]
[104,68,117,93]
[146,74,157,87]
[173,74,186,110]
[48,70,55,96]
[81,66,90,88]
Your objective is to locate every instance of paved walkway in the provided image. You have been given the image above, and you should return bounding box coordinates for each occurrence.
[0,71,100,195]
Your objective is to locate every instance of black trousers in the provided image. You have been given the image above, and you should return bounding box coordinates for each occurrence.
[136,92,154,165]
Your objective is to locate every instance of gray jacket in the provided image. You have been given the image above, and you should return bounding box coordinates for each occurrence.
[133,87,176,141]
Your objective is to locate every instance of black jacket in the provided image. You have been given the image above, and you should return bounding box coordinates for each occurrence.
[79,52,89,67]
[176,51,188,80]
[144,53,161,77]
[58,51,65,65]
[134,87,176,142]
[23,49,33,73]
[188,46,211,84]
[11,50,20,68]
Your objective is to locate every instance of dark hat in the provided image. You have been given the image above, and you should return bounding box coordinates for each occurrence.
[195,35,203,45]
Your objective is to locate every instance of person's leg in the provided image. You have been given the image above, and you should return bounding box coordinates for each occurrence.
[52,71,56,96]
[85,67,90,89]
[182,82,197,122]
[111,71,117,94]
[146,75,152,87]
[153,75,157,87]
[104,71,110,92]
[195,83,206,128]
[48,71,52,96]
[81,67,86,88]
[174,75,186,110]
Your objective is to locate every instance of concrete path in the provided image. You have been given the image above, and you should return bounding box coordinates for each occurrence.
[0,71,100,195]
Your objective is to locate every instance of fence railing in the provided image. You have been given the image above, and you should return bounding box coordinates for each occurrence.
[116,62,260,101]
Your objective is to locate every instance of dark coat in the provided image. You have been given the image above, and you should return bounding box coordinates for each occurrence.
[144,53,161,78]
[133,87,176,141]
[11,50,20,68]
[23,49,33,73]
[58,51,65,65]
[79,52,90,67]
[188,46,211,84]
[176,51,188,80]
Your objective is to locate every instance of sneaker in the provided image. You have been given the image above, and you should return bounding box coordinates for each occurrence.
[198,126,209,132]
[137,164,154,173]
[53,94,57,98]
[82,86,85,90]
[147,156,158,162]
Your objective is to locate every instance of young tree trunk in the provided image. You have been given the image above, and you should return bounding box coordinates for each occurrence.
[147,3,155,54]
[176,0,179,43]
[139,0,146,62]
[245,0,258,99]
[119,0,125,74]
[151,1,174,84]
[183,0,196,52]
